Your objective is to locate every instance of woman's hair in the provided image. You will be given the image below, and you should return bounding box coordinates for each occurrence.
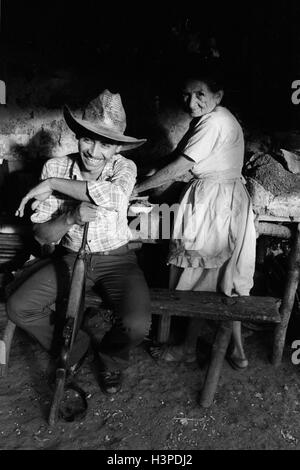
[179,56,225,93]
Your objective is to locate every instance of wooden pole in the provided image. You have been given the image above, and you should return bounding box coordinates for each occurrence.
[272,223,300,366]
[157,314,171,343]
[0,319,16,377]
[199,321,233,408]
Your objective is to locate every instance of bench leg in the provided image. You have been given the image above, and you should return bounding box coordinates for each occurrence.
[272,223,300,367]
[157,314,171,343]
[199,321,233,408]
[0,320,16,377]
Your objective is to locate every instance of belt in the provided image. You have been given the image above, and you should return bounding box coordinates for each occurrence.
[89,243,130,256]
[191,169,243,183]
[61,243,130,256]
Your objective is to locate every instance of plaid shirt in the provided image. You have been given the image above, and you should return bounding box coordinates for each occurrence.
[31,153,137,252]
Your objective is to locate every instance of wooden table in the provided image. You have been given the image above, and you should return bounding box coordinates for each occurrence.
[256,215,300,366]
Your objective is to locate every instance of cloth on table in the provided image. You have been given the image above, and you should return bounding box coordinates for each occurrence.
[245,153,300,219]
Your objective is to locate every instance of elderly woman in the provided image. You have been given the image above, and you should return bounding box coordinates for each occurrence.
[134,60,256,369]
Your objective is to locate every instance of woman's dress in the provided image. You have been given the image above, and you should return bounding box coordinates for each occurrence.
[168,106,256,296]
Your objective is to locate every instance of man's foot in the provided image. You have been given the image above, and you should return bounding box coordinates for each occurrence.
[98,370,123,395]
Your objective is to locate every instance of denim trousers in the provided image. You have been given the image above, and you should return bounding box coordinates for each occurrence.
[6,245,151,370]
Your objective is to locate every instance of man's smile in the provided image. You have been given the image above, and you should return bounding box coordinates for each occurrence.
[85,154,105,164]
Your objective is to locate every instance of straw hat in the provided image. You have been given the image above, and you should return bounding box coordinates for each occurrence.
[64,89,147,150]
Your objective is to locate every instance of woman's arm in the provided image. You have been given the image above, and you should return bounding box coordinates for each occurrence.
[135,154,194,194]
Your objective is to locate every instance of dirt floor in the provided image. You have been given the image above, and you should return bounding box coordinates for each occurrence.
[1,305,300,452]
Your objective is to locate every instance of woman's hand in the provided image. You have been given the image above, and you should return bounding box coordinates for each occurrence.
[131,184,149,198]
[15,179,53,218]
[131,186,140,198]
[132,169,157,197]
[144,168,157,177]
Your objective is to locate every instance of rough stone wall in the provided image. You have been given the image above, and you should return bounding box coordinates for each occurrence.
[0,55,192,161]
[0,77,83,164]
[0,65,192,214]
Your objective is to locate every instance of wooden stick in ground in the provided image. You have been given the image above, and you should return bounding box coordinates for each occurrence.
[157,314,171,344]
[0,319,16,377]
[199,321,233,408]
[272,223,300,366]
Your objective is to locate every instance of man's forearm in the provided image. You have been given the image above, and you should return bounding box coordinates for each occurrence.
[33,211,75,245]
[50,178,124,210]
[50,178,90,202]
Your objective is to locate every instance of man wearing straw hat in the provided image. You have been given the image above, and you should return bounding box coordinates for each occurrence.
[7,90,151,395]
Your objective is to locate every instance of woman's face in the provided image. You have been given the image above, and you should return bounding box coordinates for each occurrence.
[182,79,223,118]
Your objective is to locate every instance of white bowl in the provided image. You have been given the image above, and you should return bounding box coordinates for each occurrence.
[128,205,154,215]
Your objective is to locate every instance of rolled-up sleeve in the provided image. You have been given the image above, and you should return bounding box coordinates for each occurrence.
[87,158,137,210]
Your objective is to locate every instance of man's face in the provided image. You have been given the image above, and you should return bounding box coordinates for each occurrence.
[78,135,121,173]
[182,79,223,118]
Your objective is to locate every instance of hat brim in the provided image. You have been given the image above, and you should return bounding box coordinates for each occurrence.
[63,106,147,150]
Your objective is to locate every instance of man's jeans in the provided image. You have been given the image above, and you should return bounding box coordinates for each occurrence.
[6,245,151,371]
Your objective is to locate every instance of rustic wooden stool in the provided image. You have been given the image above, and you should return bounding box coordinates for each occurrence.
[0,288,280,408]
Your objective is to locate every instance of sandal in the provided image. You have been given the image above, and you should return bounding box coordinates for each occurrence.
[226,337,249,371]
[226,354,249,371]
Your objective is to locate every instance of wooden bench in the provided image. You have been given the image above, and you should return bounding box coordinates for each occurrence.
[0,288,280,407]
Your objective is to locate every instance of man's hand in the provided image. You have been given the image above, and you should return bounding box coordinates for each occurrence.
[69,202,99,225]
[15,179,53,217]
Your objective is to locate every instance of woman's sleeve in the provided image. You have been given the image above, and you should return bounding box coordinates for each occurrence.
[181,116,220,164]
